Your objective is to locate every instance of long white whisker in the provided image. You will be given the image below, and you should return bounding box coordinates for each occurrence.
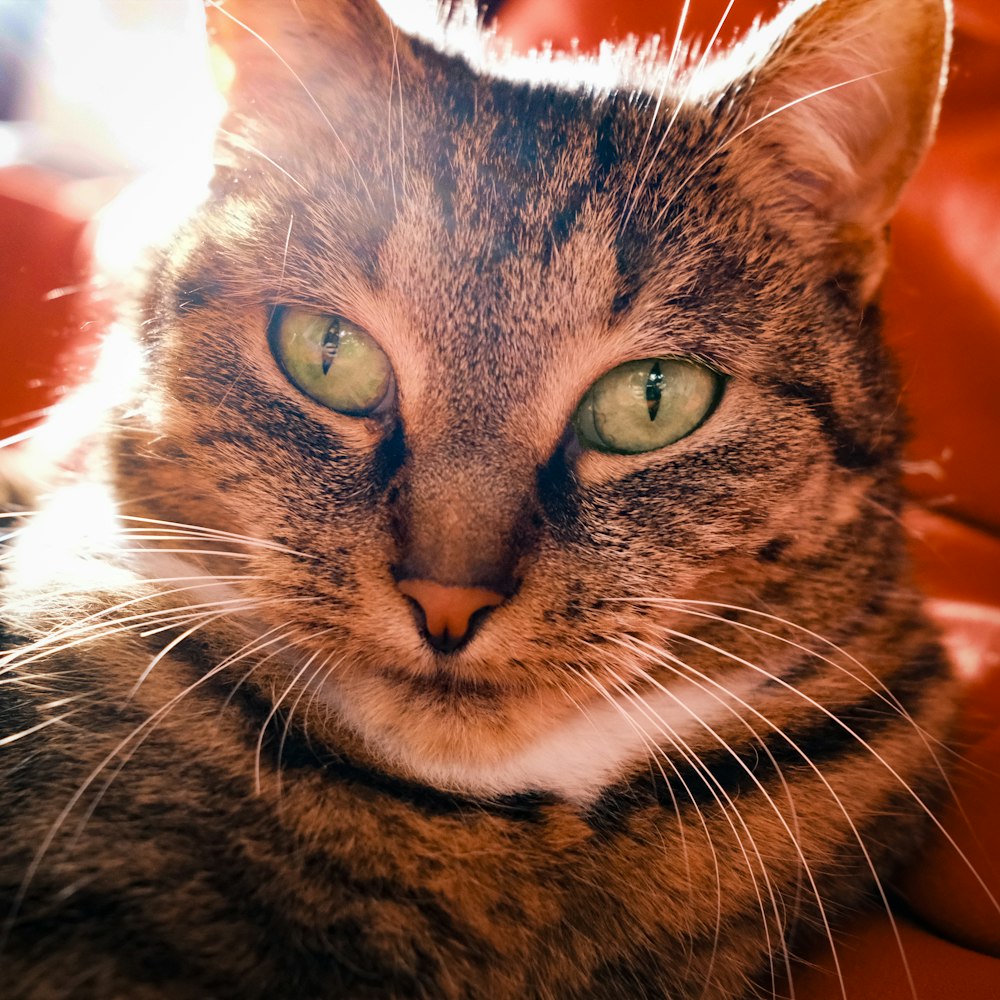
[215,630,319,716]
[217,128,309,193]
[0,427,40,450]
[254,648,328,795]
[0,710,81,748]
[391,24,407,200]
[621,634,924,1000]
[621,0,736,235]
[628,596,960,780]
[6,511,315,559]
[113,515,315,558]
[1,575,256,641]
[275,650,345,801]
[118,547,259,560]
[598,658,792,998]
[2,595,319,678]
[127,609,247,699]
[567,661,695,885]
[386,28,399,215]
[565,664,705,970]
[642,624,1000,924]
[620,0,692,219]
[652,70,887,229]
[610,638,845,998]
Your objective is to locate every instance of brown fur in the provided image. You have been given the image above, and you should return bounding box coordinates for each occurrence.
[1,1,957,997]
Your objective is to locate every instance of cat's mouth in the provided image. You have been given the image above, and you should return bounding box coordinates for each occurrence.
[374,665,506,702]
[312,647,583,783]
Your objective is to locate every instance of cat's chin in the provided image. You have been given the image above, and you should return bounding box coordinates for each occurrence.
[314,667,578,792]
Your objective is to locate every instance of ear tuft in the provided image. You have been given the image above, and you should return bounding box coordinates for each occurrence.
[204,0,399,97]
[717,0,951,236]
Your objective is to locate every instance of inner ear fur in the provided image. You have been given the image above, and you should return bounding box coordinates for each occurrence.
[720,0,951,249]
[205,0,406,98]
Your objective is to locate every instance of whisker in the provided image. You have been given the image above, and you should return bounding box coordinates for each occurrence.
[386,28,399,215]
[652,70,888,229]
[620,0,692,220]
[214,630,316,716]
[597,657,793,997]
[564,664,704,970]
[118,547,259,560]
[275,649,345,800]
[612,595,958,772]
[574,656,790,992]
[0,427,40,450]
[113,515,316,558]
[391,24,408,200]
[626,635,916,999]
[658,600,967,825]
[620,0,736,235]
[608,637,845,999]
[567,660,695,885]
[3,576,255,638]
[254,647,328,795]
[638,624,1000,927]
[0,710,81,748]
[127,608,255,699]
[2,595,319,678]
[217,129,309,192]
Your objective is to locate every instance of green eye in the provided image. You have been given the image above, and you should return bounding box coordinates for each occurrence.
[573,357,721,454]
[271,308,393,415]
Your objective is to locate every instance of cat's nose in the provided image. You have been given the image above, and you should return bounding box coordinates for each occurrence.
[396,579,504,653]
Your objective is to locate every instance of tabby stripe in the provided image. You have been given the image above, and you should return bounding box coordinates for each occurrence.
[158,630,555,821]
[4,882,205,989]
[1,714,471,993]
[771,379,886,470]
[586,642,946,831]
[5,880,433,996]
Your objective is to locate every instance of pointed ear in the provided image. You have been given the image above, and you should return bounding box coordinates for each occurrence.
[204,0,402,102]
[722,0,951,236]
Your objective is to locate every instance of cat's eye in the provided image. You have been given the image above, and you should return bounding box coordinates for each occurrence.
[271,308,393,416]
[572,357,721,454]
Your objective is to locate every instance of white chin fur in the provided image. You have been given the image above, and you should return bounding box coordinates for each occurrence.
[328,668,767,805]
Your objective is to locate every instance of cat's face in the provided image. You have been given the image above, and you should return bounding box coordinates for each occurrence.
[123,0,948,787]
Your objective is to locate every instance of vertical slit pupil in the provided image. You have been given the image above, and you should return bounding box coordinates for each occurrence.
[645,361,663,421]
[321,319,341,375]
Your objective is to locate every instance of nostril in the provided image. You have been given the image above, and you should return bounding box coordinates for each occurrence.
[396,579,504,653]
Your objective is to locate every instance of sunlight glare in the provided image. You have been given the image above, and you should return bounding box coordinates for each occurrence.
[30,0,226,278]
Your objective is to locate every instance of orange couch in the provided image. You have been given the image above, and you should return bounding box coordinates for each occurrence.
[496,0,1000,995]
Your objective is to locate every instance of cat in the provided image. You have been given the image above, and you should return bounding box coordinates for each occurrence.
[0,0,958,997]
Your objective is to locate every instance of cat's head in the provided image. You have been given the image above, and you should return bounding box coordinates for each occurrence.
[122,0,950,790]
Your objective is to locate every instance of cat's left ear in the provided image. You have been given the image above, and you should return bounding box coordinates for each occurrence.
[205,0,408,102]
[720,0,951,252]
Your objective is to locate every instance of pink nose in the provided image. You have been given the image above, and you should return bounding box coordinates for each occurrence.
[397,579,504,652]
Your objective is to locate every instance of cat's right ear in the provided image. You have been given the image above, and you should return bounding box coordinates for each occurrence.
[204,0,406,104]
[711,0,951,290]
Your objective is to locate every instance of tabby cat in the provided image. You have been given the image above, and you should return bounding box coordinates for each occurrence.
[0,0,958,997]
